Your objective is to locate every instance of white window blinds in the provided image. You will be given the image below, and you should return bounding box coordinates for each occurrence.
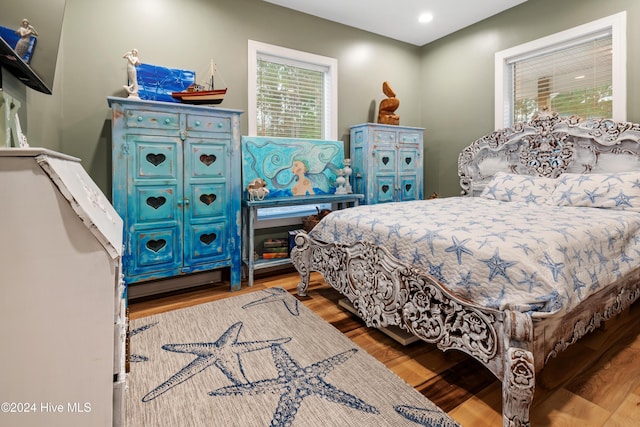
[256,55,327,139]
[510,31,612,123]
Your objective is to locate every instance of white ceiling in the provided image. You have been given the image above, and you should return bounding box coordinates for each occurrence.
[264,0,528,46]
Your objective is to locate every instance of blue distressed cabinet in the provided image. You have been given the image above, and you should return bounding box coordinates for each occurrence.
[108,97,243,290]
[350,123,424,204]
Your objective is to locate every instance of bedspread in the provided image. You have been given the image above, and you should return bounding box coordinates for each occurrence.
[308,197,640,318]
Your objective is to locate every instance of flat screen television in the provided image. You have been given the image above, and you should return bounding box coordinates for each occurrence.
[0,0,65,94]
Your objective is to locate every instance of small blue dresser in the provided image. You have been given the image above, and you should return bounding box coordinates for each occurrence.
[350,123,424,204]
[108,97,243,290]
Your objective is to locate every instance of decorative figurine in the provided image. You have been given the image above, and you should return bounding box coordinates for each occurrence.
[247,177,270,201]
[343,158,353,193]
[334,169,347,194]
[15,19,38,60]
[377,81,400,125]
[123,49,141,98]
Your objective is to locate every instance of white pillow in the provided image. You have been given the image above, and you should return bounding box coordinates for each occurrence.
[480,172,556,204]
[551,172,640,212]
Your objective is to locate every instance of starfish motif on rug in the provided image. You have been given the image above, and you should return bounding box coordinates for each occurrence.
[209,345,379,425]
[129,322,158,362]
[395,404,460,426]
[142,321,291,402]
[241,287,300,316]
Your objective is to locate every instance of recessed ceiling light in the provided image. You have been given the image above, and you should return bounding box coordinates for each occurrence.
[418,13,434,24]
[575,75,585,79]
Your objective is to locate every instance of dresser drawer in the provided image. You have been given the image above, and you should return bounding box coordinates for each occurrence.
[373,130,396,144]
[187,114,230,133]
[125,109,180,130]
[399,132,422,143]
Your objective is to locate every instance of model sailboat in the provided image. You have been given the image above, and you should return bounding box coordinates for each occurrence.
[171,60,227,105]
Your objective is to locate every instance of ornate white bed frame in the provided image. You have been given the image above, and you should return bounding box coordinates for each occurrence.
[290,111,640,426]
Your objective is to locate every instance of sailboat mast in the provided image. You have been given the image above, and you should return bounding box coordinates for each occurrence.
[209,60,215,90]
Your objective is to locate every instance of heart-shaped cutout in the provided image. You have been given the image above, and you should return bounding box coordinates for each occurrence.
[200,233,217,245]
[200,154,217,166]
[146,239,166,253]
[405,184,412,192]
[146,153,166,166]
[405,157,412,165]
[146,196,166,209]
[382,185,390,193]
[382,156,390,165]
[200,193,217,205]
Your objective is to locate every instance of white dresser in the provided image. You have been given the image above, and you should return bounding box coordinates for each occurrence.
[0,148,126,427]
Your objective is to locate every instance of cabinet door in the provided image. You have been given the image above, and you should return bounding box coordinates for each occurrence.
[373,175,396,203]
[126,135,183,278]
[373,148,397,203]
[183,137,231,268]
[397,147,421,201]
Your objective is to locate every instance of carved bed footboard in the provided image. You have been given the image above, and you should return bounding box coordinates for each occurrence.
[291,232,536,427]
[291,231,640,426]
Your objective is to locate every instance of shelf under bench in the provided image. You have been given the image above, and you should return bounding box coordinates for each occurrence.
[241,194,364,286]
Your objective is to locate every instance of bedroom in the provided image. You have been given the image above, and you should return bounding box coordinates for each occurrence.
[2,0,640,425]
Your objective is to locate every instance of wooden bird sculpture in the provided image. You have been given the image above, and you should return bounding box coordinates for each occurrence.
[377,81,400,125]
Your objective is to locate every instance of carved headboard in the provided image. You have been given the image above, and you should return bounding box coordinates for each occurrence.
[458,110,640,196]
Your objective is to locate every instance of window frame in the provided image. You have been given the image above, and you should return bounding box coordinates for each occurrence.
[247,40,339,226]
[494,11,626,129]
[248,40,338,140]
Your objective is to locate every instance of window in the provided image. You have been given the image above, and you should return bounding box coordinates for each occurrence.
[248,40,338,139]
[495,12,626,129]
[247,41,338,225]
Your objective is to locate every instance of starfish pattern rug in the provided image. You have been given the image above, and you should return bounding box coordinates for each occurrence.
[126,287,459,427]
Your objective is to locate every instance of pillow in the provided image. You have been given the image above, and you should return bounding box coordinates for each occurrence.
[480,172,556,204]
[551,172,640,212]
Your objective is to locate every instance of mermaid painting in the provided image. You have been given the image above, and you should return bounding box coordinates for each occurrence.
[241,137,344,199]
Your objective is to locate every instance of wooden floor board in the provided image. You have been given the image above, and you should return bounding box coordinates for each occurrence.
[450,386,503,427]
[530,388,611,426]
[565,345,640,412]
[416,359,497,413]
[128,271,640,426]
[603,392,640,426]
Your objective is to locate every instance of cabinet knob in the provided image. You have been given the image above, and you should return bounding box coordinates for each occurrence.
[194,120,201,127]
[164,118,171,124]
[217,123,223,128]
[137,116,143,122]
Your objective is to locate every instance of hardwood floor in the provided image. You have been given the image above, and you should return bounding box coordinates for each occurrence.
[128,271,640,426]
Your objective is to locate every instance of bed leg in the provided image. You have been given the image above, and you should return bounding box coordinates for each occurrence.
[502,347,535,427]
[290,233,311,297]
[297,271,310,297]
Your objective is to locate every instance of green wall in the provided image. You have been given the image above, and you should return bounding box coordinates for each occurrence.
[420,0,640,197]
[25,0,421,198]
[19,0,640,198]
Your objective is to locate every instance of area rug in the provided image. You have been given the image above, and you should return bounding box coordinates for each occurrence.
[126,287,459,427]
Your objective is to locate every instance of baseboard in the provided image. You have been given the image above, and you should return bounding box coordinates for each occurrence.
[338,298,419,346]
[128,270,222,300]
